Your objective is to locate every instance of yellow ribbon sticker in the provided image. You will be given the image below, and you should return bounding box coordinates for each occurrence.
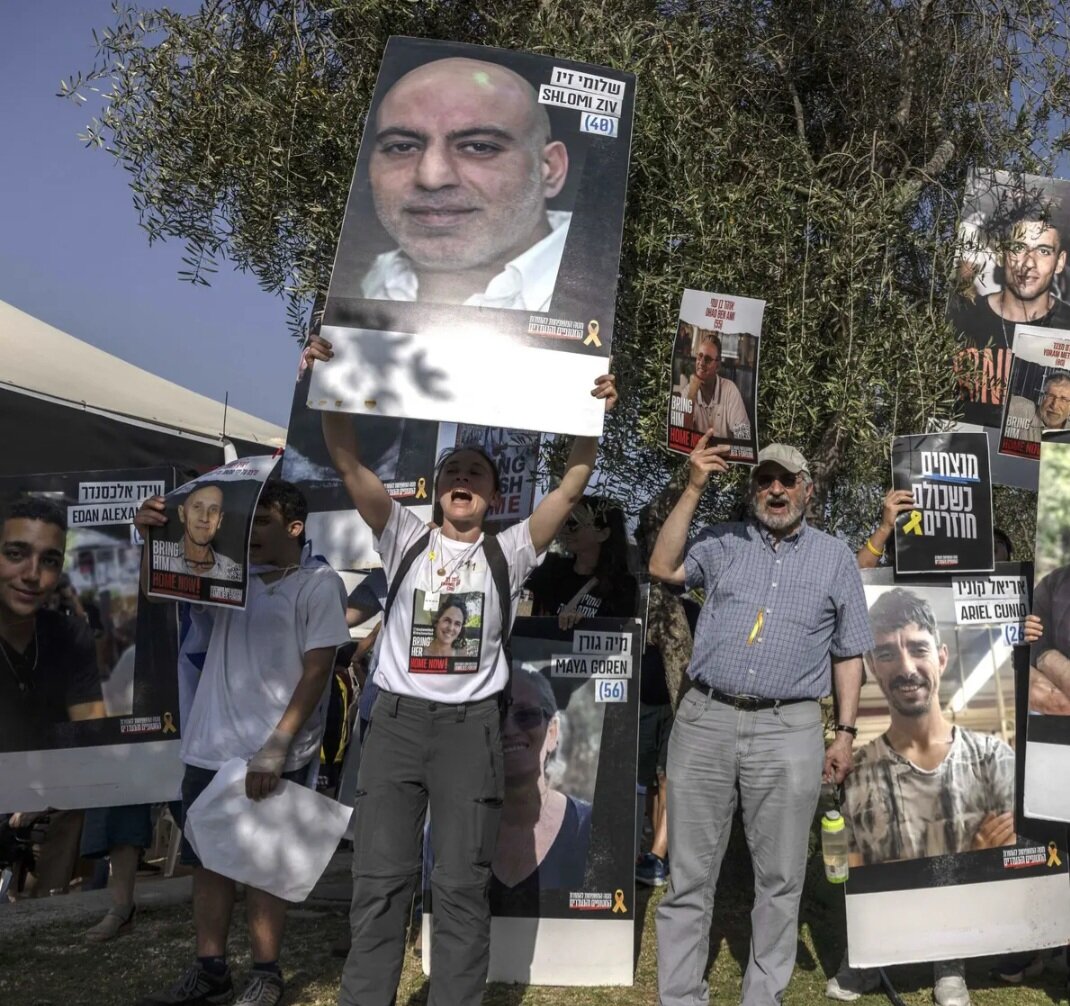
[612,889,627,913]
[747,609,764,646]
[902,510,923,536]
[584,320,602,347]
[415,477,427,500]
[1048,842,1062,868]
[162,712,177,735]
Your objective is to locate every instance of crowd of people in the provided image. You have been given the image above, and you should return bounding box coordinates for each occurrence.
[0,339,1052,1006]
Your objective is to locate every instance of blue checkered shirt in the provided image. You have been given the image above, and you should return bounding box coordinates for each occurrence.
[684,519,873,700]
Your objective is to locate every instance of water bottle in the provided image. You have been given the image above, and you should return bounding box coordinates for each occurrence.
[821,810,849,883]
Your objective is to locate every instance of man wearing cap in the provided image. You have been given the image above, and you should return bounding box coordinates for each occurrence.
[648,434,873,1006]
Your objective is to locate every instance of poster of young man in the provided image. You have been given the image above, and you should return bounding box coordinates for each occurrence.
[891,432,994,574]
[948,168,1070,489]
[309,36,635,436]
[1024,433,1070,819]
[146,455,278,608]
[0,467,183,811]
[998,324,1070,459]
[282,334,441,570]
[422,616,641,985]
[843,569,1070,967]
[454,424,539,528]
[665,289,763,462]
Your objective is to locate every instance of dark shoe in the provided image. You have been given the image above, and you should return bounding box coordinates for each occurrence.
[989,955,1044,984]
[234,971,284,1006]
[136,963,234,1005]
[636,852,669,887]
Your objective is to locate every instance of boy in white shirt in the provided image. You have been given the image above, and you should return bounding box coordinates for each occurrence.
[133,480,350,1006]
[306,334,616,1006]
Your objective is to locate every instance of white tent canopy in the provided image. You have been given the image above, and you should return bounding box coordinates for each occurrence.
[0,299,285,449]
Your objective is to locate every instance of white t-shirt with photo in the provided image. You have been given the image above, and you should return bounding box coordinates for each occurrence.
[374,502,539,703]
[180,563,350,772]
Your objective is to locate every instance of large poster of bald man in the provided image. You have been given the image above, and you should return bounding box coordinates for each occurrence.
[146,456,278,608]
[665,289,763,462]
[0,467,184,810]
[891,432,993,574]
[309,37,635,436]
[949,169,1070,489]
[843,569,1070,967]
[998,324,1070,459]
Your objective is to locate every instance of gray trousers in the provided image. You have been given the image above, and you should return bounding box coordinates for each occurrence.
[656,690,824,1006]
[338,690,503,1006]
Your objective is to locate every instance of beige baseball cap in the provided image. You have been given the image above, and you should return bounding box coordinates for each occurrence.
[755,444,810,476]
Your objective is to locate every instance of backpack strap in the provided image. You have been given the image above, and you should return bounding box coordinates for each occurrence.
[382,530,432,627]
[482,533,516,710]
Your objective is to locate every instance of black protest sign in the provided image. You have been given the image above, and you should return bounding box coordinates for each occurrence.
[892,432,994,574]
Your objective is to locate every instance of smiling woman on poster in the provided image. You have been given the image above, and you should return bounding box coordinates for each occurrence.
[422,596,469,658]
[491,663,591,912]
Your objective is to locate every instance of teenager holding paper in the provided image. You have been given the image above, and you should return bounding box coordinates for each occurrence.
[132,481,350,1006]
[304,334,616,1006]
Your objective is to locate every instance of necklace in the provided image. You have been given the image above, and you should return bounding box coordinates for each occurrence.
[428,531,480,589]
[262,564,301,595]
[0,625,38,694]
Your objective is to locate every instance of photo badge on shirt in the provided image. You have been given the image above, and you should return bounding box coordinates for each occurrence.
[409,589,485,674]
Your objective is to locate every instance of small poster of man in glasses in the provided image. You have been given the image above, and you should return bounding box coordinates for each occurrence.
[999,324,1070,459]
[665,289,762,464]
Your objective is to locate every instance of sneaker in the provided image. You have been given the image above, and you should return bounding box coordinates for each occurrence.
[825,961,880,1001]
[635,852,669,887]
[933,959,970,1006]
[85,903,135,942]
[234,971,284,1006]
[989,955,1044,984]
[136,963,234,1005]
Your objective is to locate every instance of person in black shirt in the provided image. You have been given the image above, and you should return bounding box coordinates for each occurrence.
[0,496,104,753]
[525,494,638,628]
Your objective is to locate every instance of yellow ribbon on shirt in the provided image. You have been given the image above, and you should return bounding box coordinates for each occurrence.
[747,610,764,646]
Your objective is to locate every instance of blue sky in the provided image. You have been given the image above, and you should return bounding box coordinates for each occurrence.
[0,1,299,426]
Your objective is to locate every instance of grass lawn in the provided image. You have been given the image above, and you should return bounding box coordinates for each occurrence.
[2,843,1066,1005]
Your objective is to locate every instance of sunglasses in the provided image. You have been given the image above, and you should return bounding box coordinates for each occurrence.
[754,471,801,490]
[508,705,550,730]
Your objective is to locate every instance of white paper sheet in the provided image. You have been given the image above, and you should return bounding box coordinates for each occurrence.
[310,324,608,436]
[184,758,353,902]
